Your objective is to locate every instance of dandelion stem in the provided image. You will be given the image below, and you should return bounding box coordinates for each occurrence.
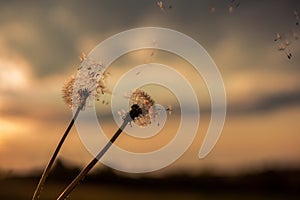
[57,115,131,200]
[32,105,83,200]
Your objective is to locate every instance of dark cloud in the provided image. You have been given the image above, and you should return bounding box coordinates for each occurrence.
[166,89,300,117]
[0,1,80,77]
[229,89,300,114]
[0,0,299,76]
[0,0,162,77]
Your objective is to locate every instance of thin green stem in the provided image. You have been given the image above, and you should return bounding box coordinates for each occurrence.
[56,116,130,200]
[32,106,82,200]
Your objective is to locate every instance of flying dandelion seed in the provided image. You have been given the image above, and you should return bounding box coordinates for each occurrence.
[274,33,282,42]
[211,0,239,13]
[273,9,300,59]
[277,42,291,59]
[293,30,299,40]
[274,32,295,60]
[294,10,299,26]
[165,105,173,115]
[227,0,239,13]
[228,5,233,13]
[210,6,216,13]
[157,1,164,10]
[156,0,172,12]
[143,47,156,64]
[79,52,87,62]
[278,43,286,51]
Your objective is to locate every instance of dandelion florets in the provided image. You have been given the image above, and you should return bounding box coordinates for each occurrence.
[129,89,156,127]
[62,76,75,109]
[62,56,109,109]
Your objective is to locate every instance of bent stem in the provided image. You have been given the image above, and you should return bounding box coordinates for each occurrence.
[57,115,131,200]
[32,104,84,200]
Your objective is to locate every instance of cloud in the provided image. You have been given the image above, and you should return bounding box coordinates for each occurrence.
[0,1,82,77]
[0,0,299,115]
[228,88,300,115]
[0,0,299,78]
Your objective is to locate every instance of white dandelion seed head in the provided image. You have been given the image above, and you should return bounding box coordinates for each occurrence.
[63,57,109,109]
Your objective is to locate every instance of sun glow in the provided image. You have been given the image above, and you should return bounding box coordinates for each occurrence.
[0,119,20,135]
[0,119,17,150]
[0,58,31,92]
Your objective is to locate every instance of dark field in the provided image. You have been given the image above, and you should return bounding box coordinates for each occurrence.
[1,179,299,200]
[1,161,299,200]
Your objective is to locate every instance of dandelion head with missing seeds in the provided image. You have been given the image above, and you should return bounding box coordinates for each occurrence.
[62,56,109,110]
[128,89,157,127]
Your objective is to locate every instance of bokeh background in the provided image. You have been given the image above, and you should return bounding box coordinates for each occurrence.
[0,0,300,199]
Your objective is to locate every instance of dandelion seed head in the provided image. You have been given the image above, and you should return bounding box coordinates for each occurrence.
[129,89,156,127]
[62,56,109,109]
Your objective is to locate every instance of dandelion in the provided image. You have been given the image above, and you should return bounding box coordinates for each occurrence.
[32,56,108,200]
[72,56,109,108]
[56,89,156,200]
[62,72,109,109]
[129,89,155,127]
[121,90,158,127]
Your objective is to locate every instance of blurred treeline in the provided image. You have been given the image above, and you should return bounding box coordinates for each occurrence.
[0,159,299,200]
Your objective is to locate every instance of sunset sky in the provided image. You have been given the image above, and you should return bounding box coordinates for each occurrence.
[0,0,300,175]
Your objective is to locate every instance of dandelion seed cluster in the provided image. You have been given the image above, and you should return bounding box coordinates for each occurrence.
[129,89,156,127]
[62,76,75,108]
[62,57,109,109]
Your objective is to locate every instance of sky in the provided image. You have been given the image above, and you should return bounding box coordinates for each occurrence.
[0,0,300,175]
